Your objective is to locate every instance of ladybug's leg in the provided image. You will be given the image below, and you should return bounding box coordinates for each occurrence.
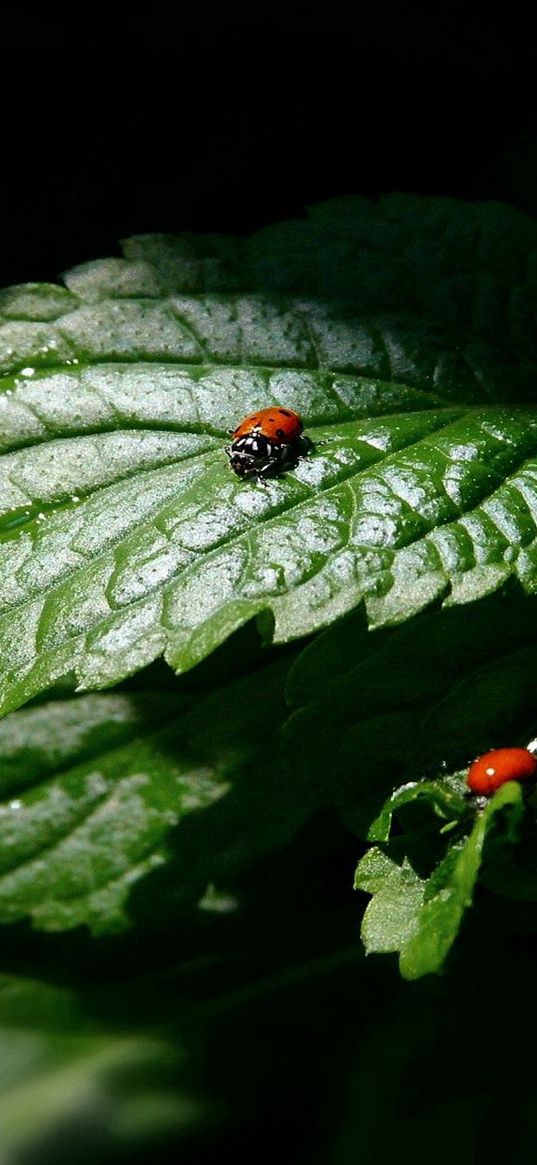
[252,468,270,487]
[298,434,314,454]
[259,459,278,478]
[278,443,301,470]
[255,455,285,483]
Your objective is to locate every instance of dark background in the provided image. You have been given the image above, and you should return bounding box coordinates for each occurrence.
[1,11,536,288]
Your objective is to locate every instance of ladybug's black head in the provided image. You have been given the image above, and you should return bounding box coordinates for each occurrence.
[227,450,260,477]
[227,433,275,478]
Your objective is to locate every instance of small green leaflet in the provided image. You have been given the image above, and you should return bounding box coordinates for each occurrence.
[353,848,426,953]
[366,777,468,843]
[355,780,524,978]
[1,198,537,714]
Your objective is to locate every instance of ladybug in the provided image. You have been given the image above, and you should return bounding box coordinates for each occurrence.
[226,407,312,480]
[467,747,537,796]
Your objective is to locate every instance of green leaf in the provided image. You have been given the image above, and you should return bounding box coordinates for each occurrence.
[356,781,524,978]
[61,195,537,359]
[0,689,223,934]
[354,848,426,953]
[367,777,468,843]
[2,198,537,712]
[399,784,523,979]
[0,655,304,934]
[244,196,537,359]
[0,973,200,1162]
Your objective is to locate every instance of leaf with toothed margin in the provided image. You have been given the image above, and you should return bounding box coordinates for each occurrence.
[0,655,304,934]
[355,780,524,979]
[5,195,536,364]
[2,201,537,713]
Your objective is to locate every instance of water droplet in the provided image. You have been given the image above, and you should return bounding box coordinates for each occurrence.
[36,511,46,521]
[71,494,81,503]
[20,367,35,377]
[9,799,22,810]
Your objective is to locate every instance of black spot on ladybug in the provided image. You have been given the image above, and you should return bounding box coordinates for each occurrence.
[279,409,292,417]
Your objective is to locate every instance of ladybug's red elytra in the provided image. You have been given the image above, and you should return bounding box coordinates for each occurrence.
[467,747,537,796]
[226,407,312,480]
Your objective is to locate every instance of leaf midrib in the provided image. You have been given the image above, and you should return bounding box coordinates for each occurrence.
[0,408,463,622]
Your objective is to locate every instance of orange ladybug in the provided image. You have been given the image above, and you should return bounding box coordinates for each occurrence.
[467,747,537,796]
[226,407,311,480]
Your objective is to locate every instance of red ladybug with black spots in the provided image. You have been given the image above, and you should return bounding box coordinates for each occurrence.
[226,407,312,480]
